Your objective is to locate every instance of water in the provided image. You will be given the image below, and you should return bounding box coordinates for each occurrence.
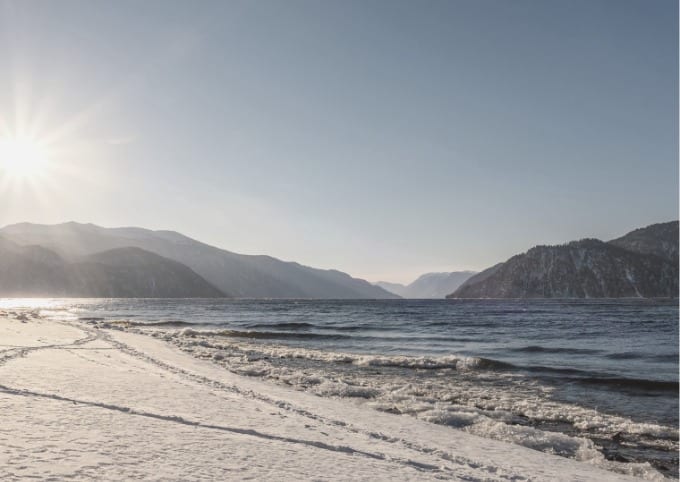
[13,298,679,478]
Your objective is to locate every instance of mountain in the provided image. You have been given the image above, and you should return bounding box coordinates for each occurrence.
[377,271,477,298]
[0,222,398,299]
[609,221,679,262]
[402,272,477,298]
[448,221,678,299]
[0,239,224,297]
[75,247,226,297]
[374,281,408,297]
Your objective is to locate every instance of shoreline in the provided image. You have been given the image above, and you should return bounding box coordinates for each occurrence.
[130,322,677,480]
[0,311,664,481]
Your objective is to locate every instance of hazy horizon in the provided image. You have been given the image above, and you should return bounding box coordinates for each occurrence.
[1,0,677,284]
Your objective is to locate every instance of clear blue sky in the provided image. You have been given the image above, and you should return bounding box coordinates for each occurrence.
[0,0,677,283]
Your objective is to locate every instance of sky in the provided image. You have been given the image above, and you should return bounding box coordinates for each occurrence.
[0,0,677,284]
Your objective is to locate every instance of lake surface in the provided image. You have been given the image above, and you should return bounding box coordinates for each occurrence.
[11,297,678,477]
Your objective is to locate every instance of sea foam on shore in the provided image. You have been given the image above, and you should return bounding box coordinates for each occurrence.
[123,323,676,480]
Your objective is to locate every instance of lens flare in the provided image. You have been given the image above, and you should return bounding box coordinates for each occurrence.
[0,138,49,179]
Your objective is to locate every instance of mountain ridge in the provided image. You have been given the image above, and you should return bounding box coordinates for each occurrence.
[0,222,398,299]
[448,221,678,299]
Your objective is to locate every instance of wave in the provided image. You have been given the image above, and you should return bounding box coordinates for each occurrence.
[208,329,352,341]
[650,354,679,363]
[177,327,674,389]
[327,325,372,332]
[510,345,602,355]
[155,325,679,394]
[462,356,516,370]
[352,354,512,370]
[127,320,196,328]
[605,352,677,362]
[605,352,647,360]
[517,365,679,392]
[178,327,480,344]
[177,330,516,371]
[247,322,317,330]
[571,376,679,393]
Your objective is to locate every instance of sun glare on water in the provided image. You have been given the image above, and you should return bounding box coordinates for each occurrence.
[0,138,50,180]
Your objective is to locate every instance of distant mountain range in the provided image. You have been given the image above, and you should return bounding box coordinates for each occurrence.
[2,221,675,299]
[0,239,223,298]
[0,222,398,299]
[376,272,476,298]
[448,221,678,299]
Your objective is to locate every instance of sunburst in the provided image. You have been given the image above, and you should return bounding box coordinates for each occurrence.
[0,136,50,180]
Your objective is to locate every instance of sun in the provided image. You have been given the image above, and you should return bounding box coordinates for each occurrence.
[0,138,50,179]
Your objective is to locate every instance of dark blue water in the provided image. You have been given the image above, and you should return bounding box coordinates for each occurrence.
[64,298,677,381]
[27,297,679,477]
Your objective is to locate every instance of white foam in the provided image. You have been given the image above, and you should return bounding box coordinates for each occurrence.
[312,380,380,398]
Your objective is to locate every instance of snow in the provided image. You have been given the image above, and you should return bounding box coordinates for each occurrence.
[0,314,656,481]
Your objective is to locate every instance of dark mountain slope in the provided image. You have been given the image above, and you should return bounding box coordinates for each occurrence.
[0,238,72,296]
[0,239,224,297]
[448,222,678,299]
[72,247,226,297]
[609,221,678,262]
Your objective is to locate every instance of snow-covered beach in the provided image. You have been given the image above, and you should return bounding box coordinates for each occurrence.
[0,310,662,481]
